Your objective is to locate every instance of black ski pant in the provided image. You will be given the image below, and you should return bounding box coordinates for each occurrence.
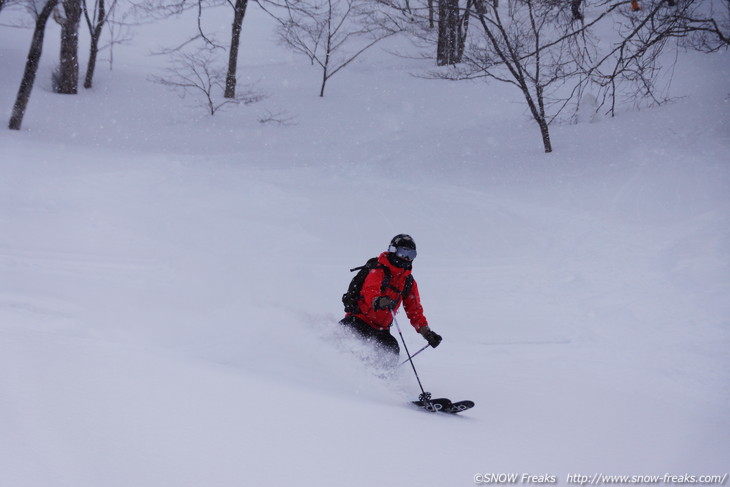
[339,315,399,367]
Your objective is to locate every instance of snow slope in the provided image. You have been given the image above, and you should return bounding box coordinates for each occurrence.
[1,5,729,486]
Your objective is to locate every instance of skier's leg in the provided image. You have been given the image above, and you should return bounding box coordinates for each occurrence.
[340,317,399,369]
[372,331,400,369]
[339,315,376,338]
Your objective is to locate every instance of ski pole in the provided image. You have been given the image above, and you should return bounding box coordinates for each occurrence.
[398,343,430,367]
[391,309,430,403]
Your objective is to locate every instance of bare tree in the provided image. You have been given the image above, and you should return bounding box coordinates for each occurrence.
[423,0,728,152]
[82,0,119,88]
[667,0,729,52]
[454,0,586,152]
[150,44,264,115]
[274,0,399,96]
[9,0,59,129]
[575,0,729,117]
[133,0,253,99]
[369,0,472,63]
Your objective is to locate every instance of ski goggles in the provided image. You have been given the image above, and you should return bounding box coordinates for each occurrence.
[389,245,417,261]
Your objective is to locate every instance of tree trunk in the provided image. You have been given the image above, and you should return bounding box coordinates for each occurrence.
[9,0,59,130]
[83,0,106,89]
[224,0,248,99]
[437,0,461,65]
[57,0,82,94]
[320,49,329,97]
[519,80,553,153]
[527,98,553,153]
[536,117,552,153]
[319,68,328,97]
[83,26,101,88]
[456,0,471,61]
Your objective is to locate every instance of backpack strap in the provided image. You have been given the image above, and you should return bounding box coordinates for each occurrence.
[384,271,414,299]
[402,274,414,298]
[380,266,392,294]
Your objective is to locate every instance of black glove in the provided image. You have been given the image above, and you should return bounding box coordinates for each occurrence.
[373,296,397,311]
[419,326,442,348]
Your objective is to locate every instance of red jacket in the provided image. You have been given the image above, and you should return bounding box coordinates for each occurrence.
[349,252,428,332]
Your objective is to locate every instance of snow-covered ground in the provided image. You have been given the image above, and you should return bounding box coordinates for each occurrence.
[1,5,729,486]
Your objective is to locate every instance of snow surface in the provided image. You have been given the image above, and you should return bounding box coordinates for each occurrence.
[1,5,729,487]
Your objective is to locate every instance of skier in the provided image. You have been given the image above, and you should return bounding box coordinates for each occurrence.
[340,234,442,367]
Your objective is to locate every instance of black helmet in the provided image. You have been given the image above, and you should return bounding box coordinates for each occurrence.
[388,234,417,267]
[389,234,416,251]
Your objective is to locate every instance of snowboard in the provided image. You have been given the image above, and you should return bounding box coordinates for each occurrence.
[412,396,475,414]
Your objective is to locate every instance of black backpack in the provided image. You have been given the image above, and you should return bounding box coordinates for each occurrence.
[342,257,414,314]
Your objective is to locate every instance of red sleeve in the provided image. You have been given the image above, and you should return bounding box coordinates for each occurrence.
[403,278,428,332]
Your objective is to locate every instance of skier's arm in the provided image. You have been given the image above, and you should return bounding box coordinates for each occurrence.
[403,279,428,331]
[405,279,442,347]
